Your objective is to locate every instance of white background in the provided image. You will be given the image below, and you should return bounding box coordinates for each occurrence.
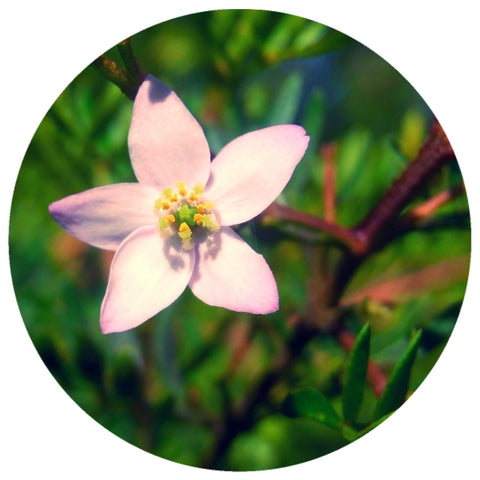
[2,1,479,478]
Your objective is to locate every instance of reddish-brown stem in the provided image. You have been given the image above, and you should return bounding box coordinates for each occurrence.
[92,55,137,100]
[353,120,456,255]
[405,184,464,220]
[93,39,144,100]
[322,143,337,222]
[263,202,359,250]
[117,37,145,87]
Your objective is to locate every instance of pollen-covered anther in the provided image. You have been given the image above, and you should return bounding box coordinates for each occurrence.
[178,221,191,237]
[176,181,188,196]
[178,221,193,249]
[193,183,204,194]
[193,213,204,225]
[154,181,219,250]
[202,214,220,232]
[155,197,170,209]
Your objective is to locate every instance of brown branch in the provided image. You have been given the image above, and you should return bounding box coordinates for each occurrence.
[322,143,338,222]
[92,38,145,100]
[353,120,457,255]
[263,202,360,251]
[117,37,145,87]
[92,55,136,100]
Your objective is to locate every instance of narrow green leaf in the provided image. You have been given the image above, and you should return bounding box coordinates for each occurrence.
[342,323,371,423]
[373,330,422,420]
[282,388,341,429]
[266,72,304,125]
[261,15,305,59]
[291,22,327,52]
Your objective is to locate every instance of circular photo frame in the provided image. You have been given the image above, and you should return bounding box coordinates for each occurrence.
[8,7,471,473]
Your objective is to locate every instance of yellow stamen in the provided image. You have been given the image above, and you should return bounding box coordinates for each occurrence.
[193,213,204,225]
[178,222,194,249]
[204,200,215,210]
[193,183,204,194]
[176,181,187,196]
[178,222,192,239]
[162,187,173,199]
[154,198,163,211]
[202,215,220,232]
[154,198,172,212]
[154,182,219,250]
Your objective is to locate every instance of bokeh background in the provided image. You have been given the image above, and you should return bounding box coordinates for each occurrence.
[9,10,470,470]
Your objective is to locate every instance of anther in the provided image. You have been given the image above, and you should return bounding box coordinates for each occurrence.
[193,213,204,225]
[178,221,191,235]
[162,187,173,199]
[193,183,204,194]
[176,181,187,196]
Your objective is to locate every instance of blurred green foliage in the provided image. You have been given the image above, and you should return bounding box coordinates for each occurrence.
[9,10,469,471]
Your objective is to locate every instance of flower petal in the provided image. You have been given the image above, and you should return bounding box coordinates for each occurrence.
[128,74,211,189]
[189,227,278,314]
[205,125,309,225]
[48,183,158,250]
[100,225,195,333]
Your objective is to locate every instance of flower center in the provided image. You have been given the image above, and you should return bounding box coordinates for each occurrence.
[154,181,220,250]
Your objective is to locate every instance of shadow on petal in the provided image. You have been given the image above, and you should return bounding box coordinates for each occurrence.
[162,236,190,271]
[146,74,171,103]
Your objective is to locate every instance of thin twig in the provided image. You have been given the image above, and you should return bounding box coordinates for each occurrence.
[117,37,145,86]
[353,120,457,255]
[405,184,465,220]
[262,202,360,251]
[322,143,338,223]
[92,55,137,100]
[92,39,144,100]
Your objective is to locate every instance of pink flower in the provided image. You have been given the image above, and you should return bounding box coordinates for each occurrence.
[49,75,309,333]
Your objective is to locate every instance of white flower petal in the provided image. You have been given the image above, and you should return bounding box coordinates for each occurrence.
[205,125,309,225]
[189,227,278,314]
[100,225,195,333]
[48,183,158,250]
[128,75,211,189]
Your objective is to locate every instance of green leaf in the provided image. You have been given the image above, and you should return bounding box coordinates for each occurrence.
[282,388,341,429]
[266,72,304,125]
[342,323,371,423]
[293,29,352,58]
[261,14,306,60]
[373,330,422,420]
